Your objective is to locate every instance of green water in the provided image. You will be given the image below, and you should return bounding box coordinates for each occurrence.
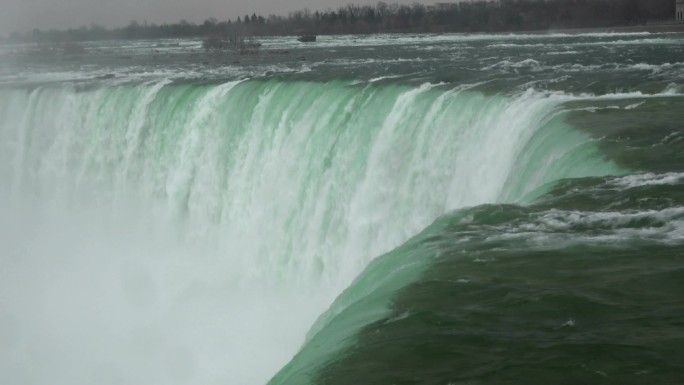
[0,32,683,385]
[270,96,684,383]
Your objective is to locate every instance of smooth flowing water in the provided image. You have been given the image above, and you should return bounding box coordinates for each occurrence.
[0,33,683,385]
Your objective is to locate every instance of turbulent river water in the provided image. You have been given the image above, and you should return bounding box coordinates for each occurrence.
[1,33,683,385]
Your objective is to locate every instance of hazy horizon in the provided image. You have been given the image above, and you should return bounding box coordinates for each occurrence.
[0,0,445,37]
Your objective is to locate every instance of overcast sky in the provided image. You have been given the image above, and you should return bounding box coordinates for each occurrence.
[0,0,440,36]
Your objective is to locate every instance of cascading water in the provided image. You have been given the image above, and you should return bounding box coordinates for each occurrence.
[0,79,623,385]
[2,30,683,385]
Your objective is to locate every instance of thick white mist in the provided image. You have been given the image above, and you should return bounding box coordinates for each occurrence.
[0,201,329,385]
[0,80,617,385]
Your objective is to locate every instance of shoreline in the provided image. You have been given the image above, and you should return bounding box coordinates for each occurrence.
[523,23,684,35]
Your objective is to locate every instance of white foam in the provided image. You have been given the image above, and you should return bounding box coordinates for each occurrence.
[490,206,684,246]
[612,172,684,188]
[483,58,542,71]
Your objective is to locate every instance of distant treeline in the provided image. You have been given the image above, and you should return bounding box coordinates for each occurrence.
[7,0,678,42]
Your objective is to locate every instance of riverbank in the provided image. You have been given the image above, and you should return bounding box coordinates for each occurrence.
[530,23,684,35]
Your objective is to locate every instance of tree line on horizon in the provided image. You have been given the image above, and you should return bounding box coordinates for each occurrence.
[6,0,677,43]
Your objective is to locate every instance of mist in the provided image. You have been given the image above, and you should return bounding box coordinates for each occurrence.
[0,197,333,385]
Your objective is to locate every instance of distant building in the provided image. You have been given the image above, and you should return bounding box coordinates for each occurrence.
[678,0,684,21]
